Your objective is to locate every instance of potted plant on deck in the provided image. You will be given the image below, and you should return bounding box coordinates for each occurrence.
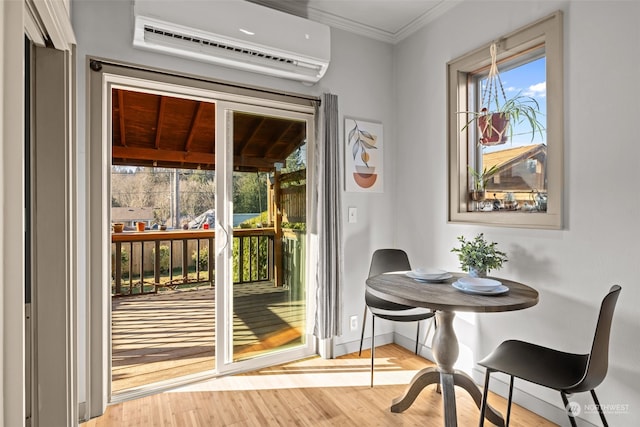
[451,233,507,277]
[461,43,545,146]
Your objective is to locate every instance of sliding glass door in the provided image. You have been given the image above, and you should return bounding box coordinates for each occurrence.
[93,66,317,402]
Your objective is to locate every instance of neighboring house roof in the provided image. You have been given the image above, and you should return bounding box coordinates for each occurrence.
[111,207,155,223]
[483,144,546,171]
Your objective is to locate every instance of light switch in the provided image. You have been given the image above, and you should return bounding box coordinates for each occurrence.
[348,207,357,223]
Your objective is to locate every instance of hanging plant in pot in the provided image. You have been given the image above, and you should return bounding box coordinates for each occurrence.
[461,43,545,146]
[451,233,507,278]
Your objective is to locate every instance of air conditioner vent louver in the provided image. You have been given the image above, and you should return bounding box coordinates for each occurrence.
[144,25,297,66]
[133,1,330,83]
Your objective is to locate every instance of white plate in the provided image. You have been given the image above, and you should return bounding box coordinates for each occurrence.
[412,267,449,279]
[452,280,509,295]
[457,277,502,290]
[406,271,452,283]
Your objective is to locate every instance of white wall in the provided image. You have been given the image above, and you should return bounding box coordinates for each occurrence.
[72,0,396,412]
[394,1,640,425]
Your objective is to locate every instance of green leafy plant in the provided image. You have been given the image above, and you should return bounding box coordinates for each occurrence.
[152,245,171,274]
[282,222,306,231]
[451,233,507,274]
[468,164,499,191]
[192,247,209,271]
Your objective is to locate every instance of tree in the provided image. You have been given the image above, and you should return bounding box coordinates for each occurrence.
[233,172,267,213]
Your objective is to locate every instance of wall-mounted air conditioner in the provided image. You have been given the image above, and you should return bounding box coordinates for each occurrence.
[133,0,331,84]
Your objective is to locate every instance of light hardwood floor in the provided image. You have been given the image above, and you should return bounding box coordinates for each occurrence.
[84,344,556,426]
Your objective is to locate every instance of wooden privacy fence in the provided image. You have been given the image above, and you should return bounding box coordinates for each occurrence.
[280,185,305,223]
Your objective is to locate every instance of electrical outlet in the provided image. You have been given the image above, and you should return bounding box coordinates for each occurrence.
[350,315,358,331]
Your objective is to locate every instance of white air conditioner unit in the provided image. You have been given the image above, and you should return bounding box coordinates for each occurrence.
[133,0,331,84]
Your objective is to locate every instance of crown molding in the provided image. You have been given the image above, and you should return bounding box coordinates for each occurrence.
[249,0,461,44]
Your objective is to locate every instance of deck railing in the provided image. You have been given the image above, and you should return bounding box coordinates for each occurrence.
[111,228,276,296]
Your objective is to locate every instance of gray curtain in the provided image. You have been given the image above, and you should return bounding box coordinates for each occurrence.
[314,93,343,340]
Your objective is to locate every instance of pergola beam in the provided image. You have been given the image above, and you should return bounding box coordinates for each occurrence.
[184,101,203,152]
[154,97,165,149]
[113,146,280,170]
[117,90,127,147]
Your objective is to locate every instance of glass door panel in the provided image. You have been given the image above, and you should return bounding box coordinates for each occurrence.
[223,109,310,364]
[110,88,217,394]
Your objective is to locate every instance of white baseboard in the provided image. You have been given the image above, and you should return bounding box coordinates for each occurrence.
[333,331,395,357]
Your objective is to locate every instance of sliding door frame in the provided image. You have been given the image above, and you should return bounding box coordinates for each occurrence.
[87,61,317,413]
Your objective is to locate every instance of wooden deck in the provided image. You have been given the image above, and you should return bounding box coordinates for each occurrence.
[112,282,304,393]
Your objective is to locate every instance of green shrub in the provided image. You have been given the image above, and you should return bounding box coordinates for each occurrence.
[152,245,171,273]
[282,222,306,232]
[192,246,209,271]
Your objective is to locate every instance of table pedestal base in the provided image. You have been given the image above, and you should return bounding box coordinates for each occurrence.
[390,367,505,427]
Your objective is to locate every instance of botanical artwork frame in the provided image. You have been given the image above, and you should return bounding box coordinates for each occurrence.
[344,117,384,192]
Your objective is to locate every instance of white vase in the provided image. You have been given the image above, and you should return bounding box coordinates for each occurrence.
[468,267,486,278]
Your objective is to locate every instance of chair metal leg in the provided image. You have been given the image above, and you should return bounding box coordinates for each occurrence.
[415,321,420,354]
[479,369,491,427]
[358,306,368,356]
[505,376,514,427]
[590,389,609,427]
[560,391,578,427]
[370,316,376,387]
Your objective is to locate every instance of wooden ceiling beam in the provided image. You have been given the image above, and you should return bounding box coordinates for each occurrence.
[275,127,306,161]
[113,146,276,170]
[238,118,264,155]
[184,102,203,152]
[117,90,127,147]
[232,156,278,170]
[264,122,295,158]
[154,97,166,149]
[113,146,215,165]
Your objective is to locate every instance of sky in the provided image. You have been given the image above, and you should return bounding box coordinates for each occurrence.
[480,56,547,153]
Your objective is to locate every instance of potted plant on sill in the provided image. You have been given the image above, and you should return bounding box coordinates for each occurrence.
[468,164,499,202]
[451,233,507,277]
[460,43,545,146]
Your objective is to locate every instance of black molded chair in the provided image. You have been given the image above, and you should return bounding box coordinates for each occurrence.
[358,249,436,387]
[478,285,621,427]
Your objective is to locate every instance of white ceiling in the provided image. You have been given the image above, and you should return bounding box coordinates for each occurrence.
[249,0,460,44]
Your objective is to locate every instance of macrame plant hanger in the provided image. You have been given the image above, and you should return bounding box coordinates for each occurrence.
[478,43,508,146]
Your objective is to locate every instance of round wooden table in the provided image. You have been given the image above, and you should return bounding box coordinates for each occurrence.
[366,272,539,427]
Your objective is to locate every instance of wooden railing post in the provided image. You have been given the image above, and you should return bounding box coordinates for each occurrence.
[114,242,122,295]
[273,171,283,287]
[154,240,161,291]
[182,238,189,284]
[139,243,145,294]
